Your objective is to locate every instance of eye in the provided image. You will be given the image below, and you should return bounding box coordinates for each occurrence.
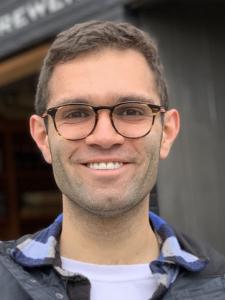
[64,109,90,119]
[121,108,144,116]
[57,105,94,123]
[115,104,147,118]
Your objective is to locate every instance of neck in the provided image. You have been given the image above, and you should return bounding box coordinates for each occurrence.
[60,197,159,265]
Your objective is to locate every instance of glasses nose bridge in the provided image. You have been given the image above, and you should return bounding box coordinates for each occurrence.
[94,105,114,122]
[94,105,113,114]
[91,105,118,134]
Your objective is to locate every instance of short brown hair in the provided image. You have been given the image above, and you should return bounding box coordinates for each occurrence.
[35,20,169,115]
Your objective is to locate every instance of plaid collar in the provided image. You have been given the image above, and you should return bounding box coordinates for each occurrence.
[10,212,208,297]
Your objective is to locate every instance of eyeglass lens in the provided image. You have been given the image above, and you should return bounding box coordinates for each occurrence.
[53,103,156,140]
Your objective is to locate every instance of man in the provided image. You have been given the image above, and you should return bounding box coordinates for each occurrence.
[0,20,225,300]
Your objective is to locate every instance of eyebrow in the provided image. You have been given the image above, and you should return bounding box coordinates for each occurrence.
[49,94,156,108]
[48,98,90,108]
[117,95,155,105]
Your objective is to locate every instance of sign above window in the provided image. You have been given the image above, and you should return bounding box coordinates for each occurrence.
[0,0,125,60]
[0,0,76,38]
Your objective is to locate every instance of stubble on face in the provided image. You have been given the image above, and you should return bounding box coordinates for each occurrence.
[48,130,162,218]
[46,48,163,219]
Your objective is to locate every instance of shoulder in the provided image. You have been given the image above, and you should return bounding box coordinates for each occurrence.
[0,239,15,260]
[0,239,21,277]
[164,232,225,299]
[165,271,225,299]
[175,231,225,276]
[0,240,32,300]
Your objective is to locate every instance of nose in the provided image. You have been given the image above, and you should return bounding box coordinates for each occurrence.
[85,110,125,149]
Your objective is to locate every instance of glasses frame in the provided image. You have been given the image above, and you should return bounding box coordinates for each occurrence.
[42,101,166,141]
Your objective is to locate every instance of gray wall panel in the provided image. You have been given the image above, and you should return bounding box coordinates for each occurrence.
[137,7,225,254]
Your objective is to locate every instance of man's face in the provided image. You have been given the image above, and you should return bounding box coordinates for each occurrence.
[37,49,167,217]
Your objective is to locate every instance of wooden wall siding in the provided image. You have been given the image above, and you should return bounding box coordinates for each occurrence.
[137,7,225,254]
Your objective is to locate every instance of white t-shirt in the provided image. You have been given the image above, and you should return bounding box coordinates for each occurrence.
[61,256,158,300]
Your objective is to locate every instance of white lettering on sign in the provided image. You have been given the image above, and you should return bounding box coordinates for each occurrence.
[48,0,65,12]
[0,0,77,37]
[26,2,48,21]
[0,15,12,35]
[13,7,29,29]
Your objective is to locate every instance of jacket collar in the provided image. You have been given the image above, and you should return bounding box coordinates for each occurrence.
[10,212,208,273]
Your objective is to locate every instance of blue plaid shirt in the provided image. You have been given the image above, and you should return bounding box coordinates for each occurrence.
[10,212,207,299]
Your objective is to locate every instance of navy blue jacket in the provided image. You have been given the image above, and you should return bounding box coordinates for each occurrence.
[0,231,225,299]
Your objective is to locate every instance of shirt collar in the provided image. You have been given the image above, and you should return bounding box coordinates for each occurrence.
[10,212,207,272]
[149,212,207,272]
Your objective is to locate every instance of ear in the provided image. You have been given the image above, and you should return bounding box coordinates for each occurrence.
[160,109,180,159]
[30,115,52,164]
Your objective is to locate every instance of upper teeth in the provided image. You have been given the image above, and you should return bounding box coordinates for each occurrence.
[88,162,123,170]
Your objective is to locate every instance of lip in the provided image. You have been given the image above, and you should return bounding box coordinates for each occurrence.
[82,159,128,170]
[80,157,129,164]
[80,163,129,178]
[73,156,134,177]
[78,158,131,176]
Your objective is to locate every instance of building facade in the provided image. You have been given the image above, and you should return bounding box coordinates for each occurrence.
[0,0,224,254]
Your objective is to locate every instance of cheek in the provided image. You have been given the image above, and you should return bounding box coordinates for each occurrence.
[144,142,160,170]
[135,131,162,163]
[48,135,68,164]
[138,137,161,185]
[49,136,83,168]
[130,135,161,195]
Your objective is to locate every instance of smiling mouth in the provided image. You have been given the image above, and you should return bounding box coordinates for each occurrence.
[86,162,124,170]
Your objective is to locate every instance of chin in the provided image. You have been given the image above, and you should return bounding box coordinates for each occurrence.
[81,199,141,218]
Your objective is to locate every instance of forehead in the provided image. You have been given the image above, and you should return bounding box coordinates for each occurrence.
[48,48,160,107]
